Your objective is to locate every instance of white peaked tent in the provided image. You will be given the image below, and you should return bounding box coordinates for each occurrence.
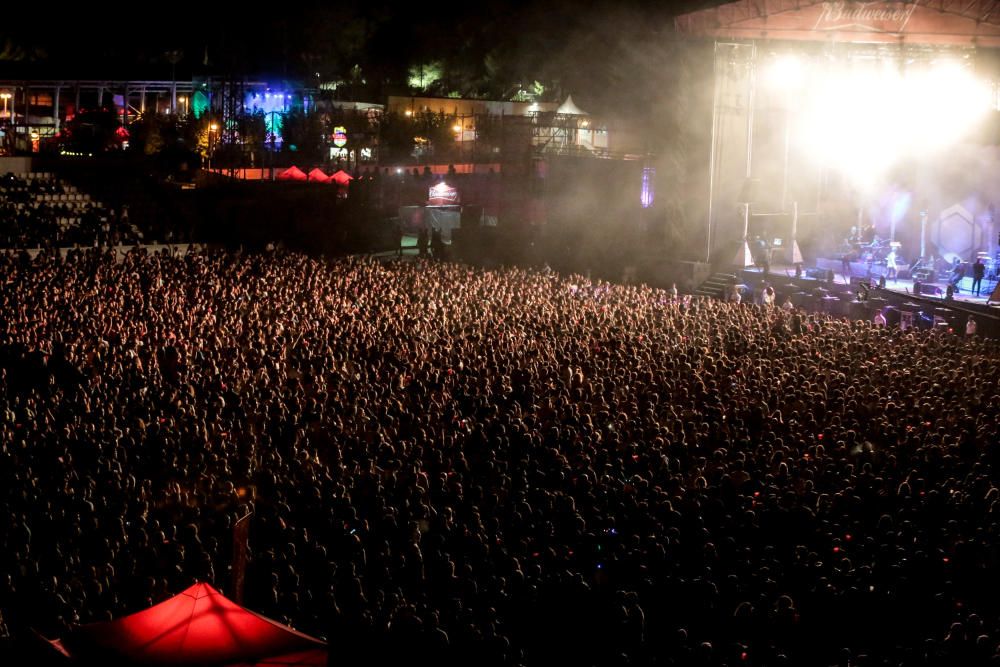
[557,95,588,116]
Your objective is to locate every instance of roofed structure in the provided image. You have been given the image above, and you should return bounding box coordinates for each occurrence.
[675,0,1000,47]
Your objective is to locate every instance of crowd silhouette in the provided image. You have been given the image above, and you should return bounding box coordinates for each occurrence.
[0,173,138,249]
[2,246,1000,666]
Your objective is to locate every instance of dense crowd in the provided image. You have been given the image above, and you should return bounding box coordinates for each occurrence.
[0,173,139,248]
[2,247,1000,666]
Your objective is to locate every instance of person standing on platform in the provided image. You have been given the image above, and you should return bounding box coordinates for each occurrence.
[430,227,444,260]
[417,227,429,257]
[972,258,986,296]
[967,315,978,336]
[885,248,898,281]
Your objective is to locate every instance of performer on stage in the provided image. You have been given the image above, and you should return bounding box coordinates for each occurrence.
[841,252,852,277]
[885,247,898,281]
[972,258,986,296]
[749,235,772,277]
[950,258,966,292]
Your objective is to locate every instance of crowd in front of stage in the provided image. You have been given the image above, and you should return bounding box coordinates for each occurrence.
[2,247,1000,666]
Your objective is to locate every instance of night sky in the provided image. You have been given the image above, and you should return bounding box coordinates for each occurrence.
[1,1,718,112]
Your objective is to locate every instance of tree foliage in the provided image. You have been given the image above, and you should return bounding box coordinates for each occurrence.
[281,108,326,162]
[61,109,125,154]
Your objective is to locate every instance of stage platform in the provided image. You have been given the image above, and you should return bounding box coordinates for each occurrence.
[809,257,1000,306]
[735,262,1000,336]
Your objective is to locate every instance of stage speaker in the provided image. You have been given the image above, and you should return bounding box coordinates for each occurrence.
[915,283,943,297]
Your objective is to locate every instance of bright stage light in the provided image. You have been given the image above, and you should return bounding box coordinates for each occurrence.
[766,55,805,89]
[791,56,992,187]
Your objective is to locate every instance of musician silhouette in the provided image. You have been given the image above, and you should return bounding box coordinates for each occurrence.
[885,248,898,281]
[950,258,966,293]
[972,258,985,296]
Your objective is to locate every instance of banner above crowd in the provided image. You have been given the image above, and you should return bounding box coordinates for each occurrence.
[675,1,1000,47]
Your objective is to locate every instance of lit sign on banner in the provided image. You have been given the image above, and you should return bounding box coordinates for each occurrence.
[674,0,1000,47]
[428,181,459,205]
[333,126,348,147]
[813,2,918,33]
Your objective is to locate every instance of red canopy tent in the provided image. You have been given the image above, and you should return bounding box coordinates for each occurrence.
[329,170,353,187]
[63,583,327,666]
[277,166,308,182]
[306,168,330,183]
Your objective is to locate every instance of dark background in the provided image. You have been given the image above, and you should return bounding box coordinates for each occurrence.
[0,2,717,114]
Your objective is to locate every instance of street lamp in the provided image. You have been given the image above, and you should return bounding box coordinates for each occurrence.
[207,122,218,172]
[178,96,188,116]
[0,93,10,124]
[453,122,464,160]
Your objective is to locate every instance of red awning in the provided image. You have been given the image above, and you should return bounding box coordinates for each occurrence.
[65,583,326,666]
[329,170,353,186]
[277,166,308,181]
[306,168,330,183]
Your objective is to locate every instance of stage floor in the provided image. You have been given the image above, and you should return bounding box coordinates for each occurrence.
[741,263,1000,308]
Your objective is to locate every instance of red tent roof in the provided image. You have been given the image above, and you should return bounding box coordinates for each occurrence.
[66,583,326,666]
[306,168,330,183]
[277,166,307,181]
[329,170,353,186]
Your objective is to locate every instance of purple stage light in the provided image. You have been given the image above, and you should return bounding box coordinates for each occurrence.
[641,167,655,209]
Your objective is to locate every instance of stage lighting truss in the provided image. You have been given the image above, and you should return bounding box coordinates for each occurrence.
[716,41,1000,186]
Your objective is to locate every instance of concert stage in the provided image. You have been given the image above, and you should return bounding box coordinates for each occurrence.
[678,1,1000,296]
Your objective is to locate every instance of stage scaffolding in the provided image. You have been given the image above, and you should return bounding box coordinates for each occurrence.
[704,39,1000,267]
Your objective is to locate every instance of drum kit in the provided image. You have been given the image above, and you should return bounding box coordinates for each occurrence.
[862,239,900,264]
[840,238,900,265]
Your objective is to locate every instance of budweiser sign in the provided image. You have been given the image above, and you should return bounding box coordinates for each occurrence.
[814,2,918,33]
